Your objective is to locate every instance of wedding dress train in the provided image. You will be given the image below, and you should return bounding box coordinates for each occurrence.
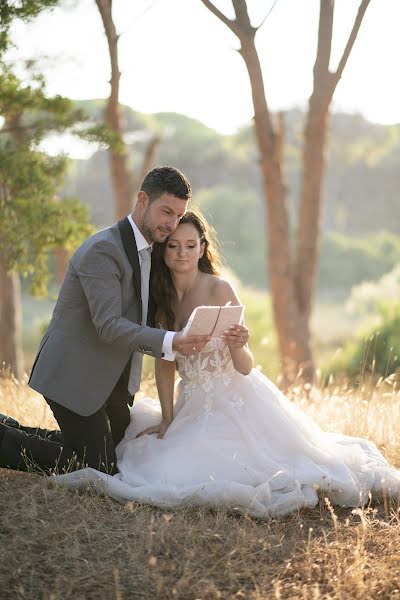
[55,339,400,517]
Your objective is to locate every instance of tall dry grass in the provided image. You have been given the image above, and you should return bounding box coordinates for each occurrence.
[1,372,400,599]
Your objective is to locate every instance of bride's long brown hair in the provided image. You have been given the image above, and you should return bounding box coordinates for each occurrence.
[151,210,221,330]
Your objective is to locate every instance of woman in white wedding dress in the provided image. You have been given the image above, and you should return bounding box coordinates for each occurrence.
[57,211,400,518]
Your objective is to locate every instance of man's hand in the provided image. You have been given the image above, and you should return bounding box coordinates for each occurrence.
[136,418,172,439]
[172,331,211,356]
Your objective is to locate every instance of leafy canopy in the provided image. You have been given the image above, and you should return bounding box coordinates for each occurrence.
[0,63,94,295]
[0,0,59,53]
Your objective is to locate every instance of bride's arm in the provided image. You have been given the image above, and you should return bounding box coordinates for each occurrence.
[155,358,176,426]
[224,324,253,375]
[214,279,254,375]
[136,358,176,439]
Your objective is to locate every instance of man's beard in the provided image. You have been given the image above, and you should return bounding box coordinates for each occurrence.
[142,208,173,243]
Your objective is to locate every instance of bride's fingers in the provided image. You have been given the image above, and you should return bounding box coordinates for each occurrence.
[222,326,249,346]
[136,426,159,438]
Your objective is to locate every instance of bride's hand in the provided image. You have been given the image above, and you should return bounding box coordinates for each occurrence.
[136,418,172,439]
[221,324,249,349]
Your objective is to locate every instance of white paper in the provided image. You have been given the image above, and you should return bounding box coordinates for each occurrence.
[212,305,244,338]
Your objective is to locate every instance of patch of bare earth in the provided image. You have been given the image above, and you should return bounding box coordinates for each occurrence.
[2,374,400,599]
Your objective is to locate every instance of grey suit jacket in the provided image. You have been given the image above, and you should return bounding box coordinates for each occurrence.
[28,217,166,416]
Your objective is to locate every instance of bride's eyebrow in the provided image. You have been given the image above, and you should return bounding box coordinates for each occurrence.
[168,238,198,243]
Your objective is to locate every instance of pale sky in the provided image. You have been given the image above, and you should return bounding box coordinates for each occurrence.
[8,0,400,144]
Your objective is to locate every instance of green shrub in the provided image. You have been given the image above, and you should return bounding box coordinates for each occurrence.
[318,231,400,295]
[238,287,279,379]
[327,303,400,380]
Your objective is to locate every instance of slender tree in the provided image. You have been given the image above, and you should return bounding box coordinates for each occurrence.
[200,0,371,384]
[95,0,132,219]
[95,0,161,220]
[0,1,57,378]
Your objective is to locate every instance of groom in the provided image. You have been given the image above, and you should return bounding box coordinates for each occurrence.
[0,166,209,475]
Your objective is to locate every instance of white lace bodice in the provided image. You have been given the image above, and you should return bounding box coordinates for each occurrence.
[176,338,235,384]
[175,339,246,417]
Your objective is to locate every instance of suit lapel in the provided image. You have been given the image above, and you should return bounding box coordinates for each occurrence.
[118,217,142,302]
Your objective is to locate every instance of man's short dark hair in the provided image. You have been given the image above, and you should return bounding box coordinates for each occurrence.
[140,166,192,202]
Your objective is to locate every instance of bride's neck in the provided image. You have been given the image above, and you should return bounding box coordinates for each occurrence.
[171,268,201,302]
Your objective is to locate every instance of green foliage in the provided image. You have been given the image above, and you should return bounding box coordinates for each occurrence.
[70,102,400,295]
[196,184,400,296]
[0,67,116,149]
[0,0,59,53]
[153,112,252,193]
[0,67,84,126]
[238,287,279,379]
[196,185,267,288]
[318,231,400,295]
[327,303,400,380]
[345,264,400,318]
[0,146,92,294]
[77,122,125,152]
[326,265,400,381]
[0,63,94,296]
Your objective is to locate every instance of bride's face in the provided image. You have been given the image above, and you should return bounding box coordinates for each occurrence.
[164,223,205,274]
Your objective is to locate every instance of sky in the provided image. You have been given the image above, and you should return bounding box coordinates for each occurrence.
[7,0,400,155]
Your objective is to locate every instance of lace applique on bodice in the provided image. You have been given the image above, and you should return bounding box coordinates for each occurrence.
[176,338,234,383]
[176,339,236,415]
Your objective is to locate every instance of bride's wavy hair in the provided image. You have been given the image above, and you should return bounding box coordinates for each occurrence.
[151,210,221,330]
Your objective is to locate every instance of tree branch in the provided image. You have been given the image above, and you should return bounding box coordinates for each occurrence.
[95,0,120,95]
[313,0,334,85]
[199,0,239,36]
[255,0,279,32]
[133,133,162,195]
[232,0,256,37]
[331,0,371,94]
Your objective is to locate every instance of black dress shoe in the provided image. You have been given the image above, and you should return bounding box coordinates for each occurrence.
[0,413,20,429]
[0,424,67,473]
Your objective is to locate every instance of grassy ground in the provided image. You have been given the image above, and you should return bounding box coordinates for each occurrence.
[2,374,400,599]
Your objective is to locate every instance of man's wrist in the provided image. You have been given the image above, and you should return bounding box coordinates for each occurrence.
[162,331,177,360]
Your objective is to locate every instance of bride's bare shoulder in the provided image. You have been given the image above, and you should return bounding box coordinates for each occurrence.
[206,275,240,305]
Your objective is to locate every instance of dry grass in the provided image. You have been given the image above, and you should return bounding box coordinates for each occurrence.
[2,373,400,600]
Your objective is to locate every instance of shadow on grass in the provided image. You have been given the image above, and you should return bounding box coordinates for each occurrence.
[2,468,400,600]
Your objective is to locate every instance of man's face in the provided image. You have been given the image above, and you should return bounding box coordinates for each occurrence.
[140,193,188,243]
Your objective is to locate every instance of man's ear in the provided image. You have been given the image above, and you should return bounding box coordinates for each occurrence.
[137,190,149,209]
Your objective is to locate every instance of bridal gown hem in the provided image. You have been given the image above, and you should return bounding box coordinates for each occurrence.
[54,339,400,518]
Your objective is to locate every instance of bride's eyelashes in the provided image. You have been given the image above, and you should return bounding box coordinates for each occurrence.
[166,243,197,250]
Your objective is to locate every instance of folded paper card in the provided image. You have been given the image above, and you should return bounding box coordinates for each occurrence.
[182,304,244,338]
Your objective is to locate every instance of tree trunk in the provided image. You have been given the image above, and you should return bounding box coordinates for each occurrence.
[0,114,24,379]
[240,35,312,383]
[0,257,24,380]
[132,133,162,199]
[95,0,133,220]
[200,0,370,384]
[294,0,334,325]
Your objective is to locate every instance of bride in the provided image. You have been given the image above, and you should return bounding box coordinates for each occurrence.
[56,210,400,518]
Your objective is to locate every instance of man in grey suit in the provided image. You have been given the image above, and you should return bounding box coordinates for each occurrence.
[0,166,209,475]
